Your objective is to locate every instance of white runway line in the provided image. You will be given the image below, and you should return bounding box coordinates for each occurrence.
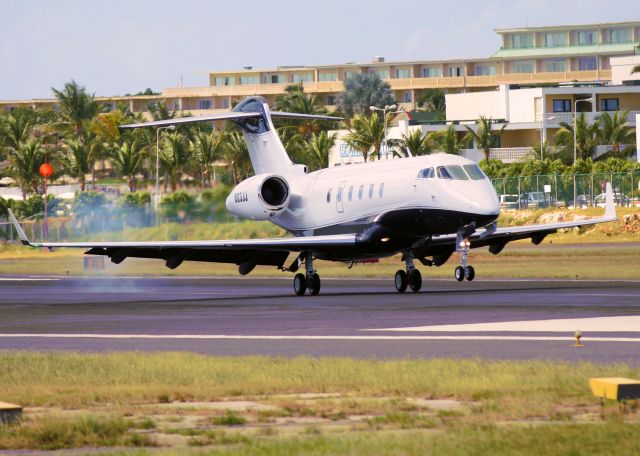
[367,315,640,333]
[1,333,640,343]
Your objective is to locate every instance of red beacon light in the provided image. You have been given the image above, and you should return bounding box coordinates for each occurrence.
[39,163,54,178]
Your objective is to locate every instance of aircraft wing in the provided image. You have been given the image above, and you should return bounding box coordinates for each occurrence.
[6,209,356,271]
[420,182,617,260]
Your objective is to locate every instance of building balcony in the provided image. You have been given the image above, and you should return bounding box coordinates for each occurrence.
[462,147,535,163]
[541,110,640,125]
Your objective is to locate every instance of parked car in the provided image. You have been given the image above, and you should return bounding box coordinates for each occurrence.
[519,192,551,209]
[594,192,630,207]
[499,194,519,210]
[575,194,591,208]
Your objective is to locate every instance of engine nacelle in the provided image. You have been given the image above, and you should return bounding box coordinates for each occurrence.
[225,174,291,220]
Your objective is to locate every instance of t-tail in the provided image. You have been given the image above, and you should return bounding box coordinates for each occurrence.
[121,96,342,175]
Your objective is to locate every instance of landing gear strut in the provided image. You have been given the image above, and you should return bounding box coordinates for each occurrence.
[455,228,475,282]
[293,252,321,296]
[395,251,422,293]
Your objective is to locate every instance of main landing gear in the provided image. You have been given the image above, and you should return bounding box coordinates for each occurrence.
[394,251,422,293]
[293,252,321,296]
[454,229,475,282]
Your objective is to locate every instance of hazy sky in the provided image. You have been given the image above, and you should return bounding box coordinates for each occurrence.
[1,0,638,100]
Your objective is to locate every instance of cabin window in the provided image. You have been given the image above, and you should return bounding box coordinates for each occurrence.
[418,168,435,178]
[463,164,486,180]
[326,188,332,203]
[358,185,364,200]
[348,186,353,201]
[369,184,374,199]
[379,183,385,198]
[337,188,343,202]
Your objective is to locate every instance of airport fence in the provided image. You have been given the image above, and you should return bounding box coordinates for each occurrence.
[492,171,640,210]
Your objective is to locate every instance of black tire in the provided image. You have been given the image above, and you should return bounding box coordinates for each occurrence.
[465,265,475,281]
[454,266,465,282]
[308,273,321,296]
[394,270,408,293]
[293,273,307,296]
[408,269,422,292]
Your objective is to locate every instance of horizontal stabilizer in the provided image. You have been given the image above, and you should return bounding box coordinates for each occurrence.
[121,112,261,129]
[270,112,344,121]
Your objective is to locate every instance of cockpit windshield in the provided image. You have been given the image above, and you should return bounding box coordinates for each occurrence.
[417,168,435,178]
[437,165,469,180]
[463,164,486,180]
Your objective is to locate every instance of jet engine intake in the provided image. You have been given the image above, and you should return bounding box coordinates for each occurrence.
[226,174,291,220]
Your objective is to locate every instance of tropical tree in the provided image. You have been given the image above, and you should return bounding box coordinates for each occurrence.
[465,116,507,161]
[337,73,395,118]
[275,84,330,141]
[0,111,32,154]
[111,139,146,192]
[417,89,446,119]
[148,102,177,122]
[61,139,92,191]
[7,138,45,199]
[393,129,439,157]
[220,130,252,184]
[190,129,223,187]
[160,131,193,191]
[633,65,640,74]
[51,80,99,137]
[597,110,635,157]
[342,112,385,162]
[305,131,336,170]
[435,125,470,155]
[554,114,600,161]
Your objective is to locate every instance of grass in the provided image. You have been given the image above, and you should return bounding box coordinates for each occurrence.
[1,352,640,453]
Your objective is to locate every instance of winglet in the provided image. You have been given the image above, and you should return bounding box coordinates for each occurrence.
[7,209,31,245]
[604,182,616,220]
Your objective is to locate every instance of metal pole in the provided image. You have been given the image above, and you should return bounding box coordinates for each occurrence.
[382,107,388,160]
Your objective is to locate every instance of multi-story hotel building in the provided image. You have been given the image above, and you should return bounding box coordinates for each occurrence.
[2,21,639,116]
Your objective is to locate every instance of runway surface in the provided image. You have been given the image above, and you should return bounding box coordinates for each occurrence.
[1,275,640,362]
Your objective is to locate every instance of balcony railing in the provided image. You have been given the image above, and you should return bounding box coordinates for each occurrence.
[541,111,640,125]
[462,147,535,163]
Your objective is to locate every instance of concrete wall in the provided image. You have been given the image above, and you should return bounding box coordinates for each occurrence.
[507,88,543,123]
[611,56,640,85]
[445,85,508,122]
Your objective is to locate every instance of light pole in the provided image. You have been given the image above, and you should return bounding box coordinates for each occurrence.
[155,125,175,205]
[540,115,555,160]
[573,98,594,164]
[370,104,398,160]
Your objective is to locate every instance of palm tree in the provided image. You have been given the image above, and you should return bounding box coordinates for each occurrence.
[394,129,439,157]
[633,65,640,74]
[61,139,92,191]
[7,138,45,199]
[417,89,446,119]
[275,84,329,141]
[465,116,506,161]
[554,114,600,161]
[51,80,99,137]
[190,129,223,187]
[160,131,193,191]
[337,73,395,118]
[305,131,336,170]
[0,111,32,153]
[597,110,635,157]
[220,130,252,184]
[342,112,385,162]
[111,139,145,192]
[435,125,470,155]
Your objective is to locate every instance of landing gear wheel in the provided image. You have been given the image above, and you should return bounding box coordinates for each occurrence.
[454,266,465,282]
[293,273,307,296]
[394,270,408,293]
[307,273,321,296]
[408,269,422,292]
[464,265,475,281]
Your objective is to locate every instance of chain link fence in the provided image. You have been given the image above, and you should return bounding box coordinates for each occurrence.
[492,172,640,210]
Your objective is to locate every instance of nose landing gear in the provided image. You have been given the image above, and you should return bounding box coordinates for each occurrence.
[293,252,321,296]
[395,251,422,293]
[455,228,475,282]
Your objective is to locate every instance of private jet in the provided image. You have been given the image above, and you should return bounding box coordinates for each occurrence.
[9,96,617,295]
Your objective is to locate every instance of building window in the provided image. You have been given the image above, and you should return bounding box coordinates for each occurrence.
[370,69,390,79]
[545,32,566,47]
[239,75,259,85]
[475,65,496,76]
[292,73,313,83]
[344,71,358,80]
[173,101,180,111]
[512,61,534,74]
[422,67,442,78]
[448,67,463,77]
[578,57,597,71]
[368,184,374,199]
[552,99,571,112]
[395,69,410,79]
[544,59,566,72]
[511,33,533,49]
[600,98,619,111]
[223,98,229,109]
[327,95,335,105]
[270,75,284,84]
[578,30,596,46]
[319,72,337,81]
[215,76,235,86]
[403,92,412,103]
[604,28,632,44]
[198,100,212,110]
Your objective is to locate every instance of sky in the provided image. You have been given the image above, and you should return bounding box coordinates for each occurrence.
[1,0,638,100]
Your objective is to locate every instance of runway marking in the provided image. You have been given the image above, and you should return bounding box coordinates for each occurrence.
[1,333,640,343]
[0,278,59,281]
[367,316,640,333]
